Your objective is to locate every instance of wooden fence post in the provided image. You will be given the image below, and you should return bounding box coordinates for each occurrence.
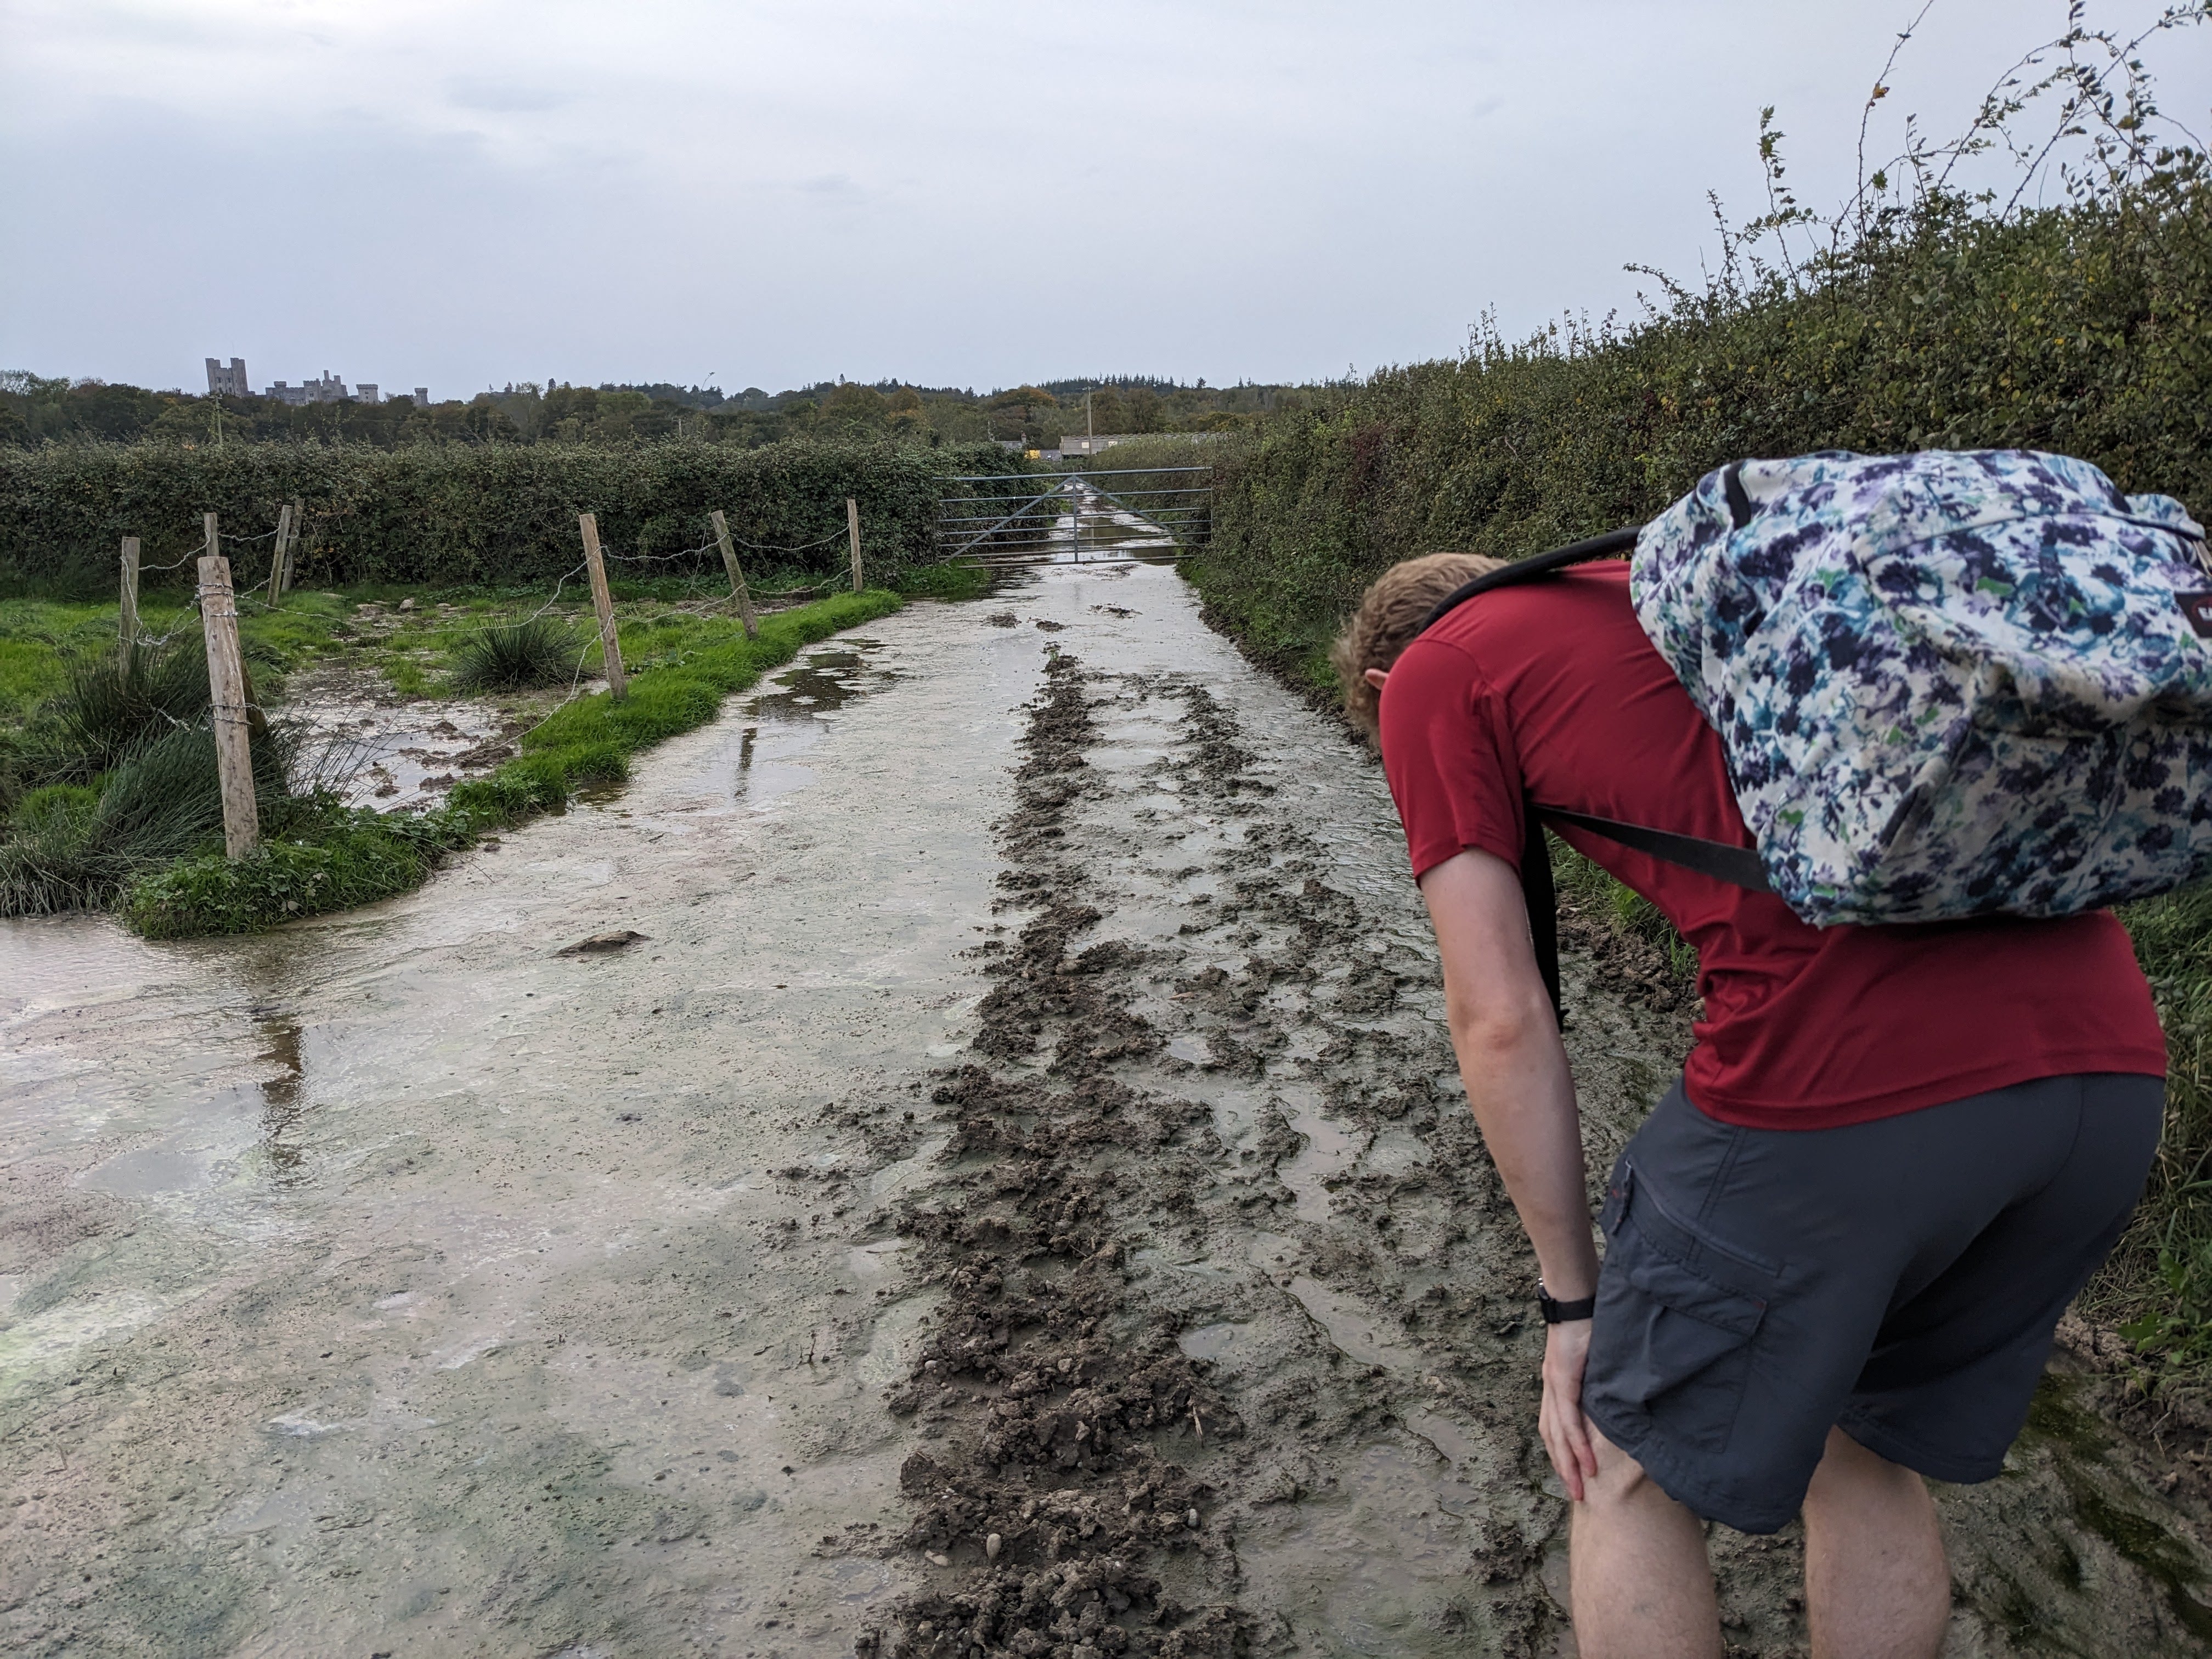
[846,496,864,592]
[266,503,295,606]
[196,522,259,858]
[709,509,759,640]
[284,498,304,591]
[119,536,141,667]
[578,512,628,701]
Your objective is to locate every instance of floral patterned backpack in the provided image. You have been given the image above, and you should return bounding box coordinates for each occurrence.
[1420,449,2212,938]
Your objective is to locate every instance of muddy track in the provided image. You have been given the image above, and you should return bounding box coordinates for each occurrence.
[862,622,2212,1658]
[7,567,2212,1657]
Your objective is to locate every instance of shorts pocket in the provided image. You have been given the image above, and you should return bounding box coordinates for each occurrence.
[1590,1173,1773,1455]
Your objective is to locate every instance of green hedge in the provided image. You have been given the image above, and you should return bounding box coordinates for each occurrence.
[1186,174,2212,688]
[0,440,1017,595]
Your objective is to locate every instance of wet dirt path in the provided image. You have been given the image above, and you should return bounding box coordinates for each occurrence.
[5,568,2211,1657]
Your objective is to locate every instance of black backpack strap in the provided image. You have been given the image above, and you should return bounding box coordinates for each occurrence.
[1721,462,1755,531]
[1534,807,1771,893]
[1514,806,1765,1034]
[1520,807,1565,1029]
[1417,524,1643,635]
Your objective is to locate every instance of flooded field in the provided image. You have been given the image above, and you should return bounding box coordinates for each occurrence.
[5,565,2211,1657]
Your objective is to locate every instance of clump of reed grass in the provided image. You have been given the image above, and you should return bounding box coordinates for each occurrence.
[0,717,298,917]
[449,616,579,690]
[42,637,212,778]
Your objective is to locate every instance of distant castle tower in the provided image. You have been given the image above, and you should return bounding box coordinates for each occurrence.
[204,357,250,398]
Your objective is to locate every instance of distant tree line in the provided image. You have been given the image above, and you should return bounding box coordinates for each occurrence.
[0,369,1313,453]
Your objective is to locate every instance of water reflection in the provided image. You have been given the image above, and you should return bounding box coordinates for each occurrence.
[252,1010,308,1184]
[724,640,895,806]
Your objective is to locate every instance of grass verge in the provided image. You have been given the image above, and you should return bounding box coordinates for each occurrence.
[120,588,905,938]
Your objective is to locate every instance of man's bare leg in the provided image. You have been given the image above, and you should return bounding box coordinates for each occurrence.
[1801,1426,1949,1659]
[1570,1430,1723,1659]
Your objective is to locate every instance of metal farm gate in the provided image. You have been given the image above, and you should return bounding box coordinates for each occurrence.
[934,466,1212,569]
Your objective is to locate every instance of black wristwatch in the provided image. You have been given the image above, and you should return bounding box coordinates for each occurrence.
[1538,1284,1596,1324]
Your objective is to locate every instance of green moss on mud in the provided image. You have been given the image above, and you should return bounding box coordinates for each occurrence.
[2020,1374,2112,1461]
[2014,1374,2212,1639]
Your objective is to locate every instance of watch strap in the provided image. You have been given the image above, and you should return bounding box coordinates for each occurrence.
[1538,1286,1596,1324]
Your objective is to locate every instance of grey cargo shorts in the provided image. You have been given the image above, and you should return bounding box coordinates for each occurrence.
[1581,1071,2163,1534]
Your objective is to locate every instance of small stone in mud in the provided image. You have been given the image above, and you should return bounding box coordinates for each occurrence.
[985,1532,1002,1561]
[557,930,650,956]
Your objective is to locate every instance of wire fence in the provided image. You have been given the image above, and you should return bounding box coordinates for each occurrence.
[95,508,872,759]
[111,506,860,648]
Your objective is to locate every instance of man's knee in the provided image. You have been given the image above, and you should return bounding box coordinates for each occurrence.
[1807,1426,1937,1517]
[1581,1431,1673,1512]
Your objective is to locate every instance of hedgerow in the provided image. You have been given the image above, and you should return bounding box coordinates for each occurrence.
[0,439,1015,595]
[1187,170,2212,691]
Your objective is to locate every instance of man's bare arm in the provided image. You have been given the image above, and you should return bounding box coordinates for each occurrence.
[1418,845,1601,1495]
[1419,847,1597,1296]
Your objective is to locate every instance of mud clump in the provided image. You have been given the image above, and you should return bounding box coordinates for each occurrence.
[556,928,649,955]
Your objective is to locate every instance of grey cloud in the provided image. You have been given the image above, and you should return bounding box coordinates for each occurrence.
[444,78,572,114]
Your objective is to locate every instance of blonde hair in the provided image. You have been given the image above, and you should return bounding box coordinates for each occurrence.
[1331,552,1505,741]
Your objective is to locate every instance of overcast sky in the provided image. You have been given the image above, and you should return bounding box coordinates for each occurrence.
[2,1,2205,398]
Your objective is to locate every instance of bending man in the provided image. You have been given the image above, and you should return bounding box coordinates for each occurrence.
[1340,551,2165,1659]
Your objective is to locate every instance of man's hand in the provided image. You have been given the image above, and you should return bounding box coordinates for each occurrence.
[1539,1319,1601,1501]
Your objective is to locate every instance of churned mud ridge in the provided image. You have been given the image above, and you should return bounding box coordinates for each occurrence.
[1555,900,1697,1016]
[864,656,1246,1658]
[864,652,1583,1656]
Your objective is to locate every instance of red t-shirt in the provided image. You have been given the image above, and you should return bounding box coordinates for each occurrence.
[1378,561,2166,1130]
